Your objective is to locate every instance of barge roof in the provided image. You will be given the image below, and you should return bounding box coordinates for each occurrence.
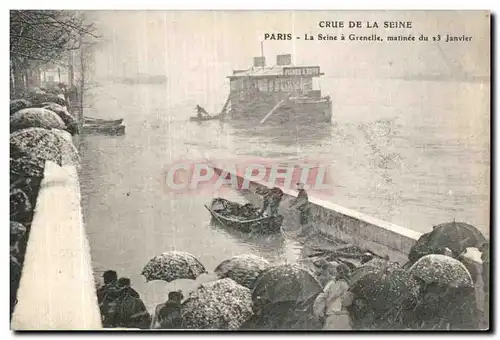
[228,65,325,79]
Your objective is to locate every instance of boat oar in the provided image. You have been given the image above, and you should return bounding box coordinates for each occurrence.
[260,92,292,124]
[307,249,385,260]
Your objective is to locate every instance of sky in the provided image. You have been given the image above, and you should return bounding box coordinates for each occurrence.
[87,10,490,99]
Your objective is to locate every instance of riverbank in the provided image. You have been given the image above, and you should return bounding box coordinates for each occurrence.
[10,97,102,330]
[11,161,102,330]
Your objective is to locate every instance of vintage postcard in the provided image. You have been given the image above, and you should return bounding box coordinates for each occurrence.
[9,10,490,331]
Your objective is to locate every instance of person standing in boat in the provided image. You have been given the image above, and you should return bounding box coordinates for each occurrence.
[196,105,210,118]
[290,183,310,227]
[259,187,284,217]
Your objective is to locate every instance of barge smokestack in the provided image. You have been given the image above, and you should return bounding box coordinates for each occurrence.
[276,54,292,66]
[253,56,266,68]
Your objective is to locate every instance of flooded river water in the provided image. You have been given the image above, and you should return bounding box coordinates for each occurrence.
[79,79,489,313]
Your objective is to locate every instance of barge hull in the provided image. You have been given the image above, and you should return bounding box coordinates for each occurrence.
[230,93,332,124]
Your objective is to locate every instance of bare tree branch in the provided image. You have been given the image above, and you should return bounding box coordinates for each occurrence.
[10,10,98,66]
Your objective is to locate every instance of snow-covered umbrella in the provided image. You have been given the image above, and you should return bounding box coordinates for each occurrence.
[180,278,253,329]
[141,251,207,283]
[10,108,67,133]
[10,99,32,115]
[214,254,271,289]
[10,128,80,178]
[42,103,79,135]
[408,254,473,288]
[29,92,67,107]
[11,155,47,178]
[348,262,420,312]
[251,264,323,305]
[43,94,68,107]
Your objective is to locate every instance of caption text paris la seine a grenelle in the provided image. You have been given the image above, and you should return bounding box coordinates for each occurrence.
[263,20,473,43]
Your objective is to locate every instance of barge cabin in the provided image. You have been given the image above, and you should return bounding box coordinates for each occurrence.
[224,54,332,124]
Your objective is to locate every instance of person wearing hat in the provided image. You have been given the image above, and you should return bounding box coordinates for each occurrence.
[290,183,311,234]
[96,270,119,326]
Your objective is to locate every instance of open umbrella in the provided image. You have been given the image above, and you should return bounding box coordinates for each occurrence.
[431,221,486,248]
[251,264,323,305]
[10,156,46,178]
[408,254,473,288]
[10,108,67,133]
[10,99,32,115]
[42,103,79,135]
[29,92,67,107]
[180,278,253,329]
[142,251,207,282]
[44,94,68,107]
[348,262,420,312]
[241,296,322,330]
[10,128,80,178]
[409,282,479,330]
[423,222,487,257]
[214,254,271,289]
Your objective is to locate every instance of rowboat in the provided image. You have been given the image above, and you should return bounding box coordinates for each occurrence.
[83,116,124,125]
[204,197,283,234]
[190,115,221,122]
[82,123,126,136]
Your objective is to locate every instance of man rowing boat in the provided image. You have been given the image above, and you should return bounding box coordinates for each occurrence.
[196,105,210,118]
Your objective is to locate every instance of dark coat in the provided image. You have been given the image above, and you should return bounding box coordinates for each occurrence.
[241,298,322,330]
[155,301,183,329]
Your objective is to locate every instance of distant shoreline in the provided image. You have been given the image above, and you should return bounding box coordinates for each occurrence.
[321,74,490,84]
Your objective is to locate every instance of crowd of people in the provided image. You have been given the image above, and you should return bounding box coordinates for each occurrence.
[95,229,488,330]
[96,270,185,329]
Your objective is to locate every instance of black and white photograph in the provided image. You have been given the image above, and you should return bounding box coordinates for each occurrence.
[9,9,490,331]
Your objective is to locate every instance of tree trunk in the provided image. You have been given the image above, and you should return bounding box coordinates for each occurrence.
[79,46,85,121]
[34,67,41,87]
[69,64,74,87]
[10,64,15,98]
[12,62,25,96]
[26,68,34,88]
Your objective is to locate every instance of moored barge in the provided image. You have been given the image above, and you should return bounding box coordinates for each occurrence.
[221,54,332,124]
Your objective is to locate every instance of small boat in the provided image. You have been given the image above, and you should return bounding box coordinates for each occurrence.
[83,116,124,125]
[82,123,126,136]
[190,115,221,122]
[204,197,283,234]
[190,104,225,122]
